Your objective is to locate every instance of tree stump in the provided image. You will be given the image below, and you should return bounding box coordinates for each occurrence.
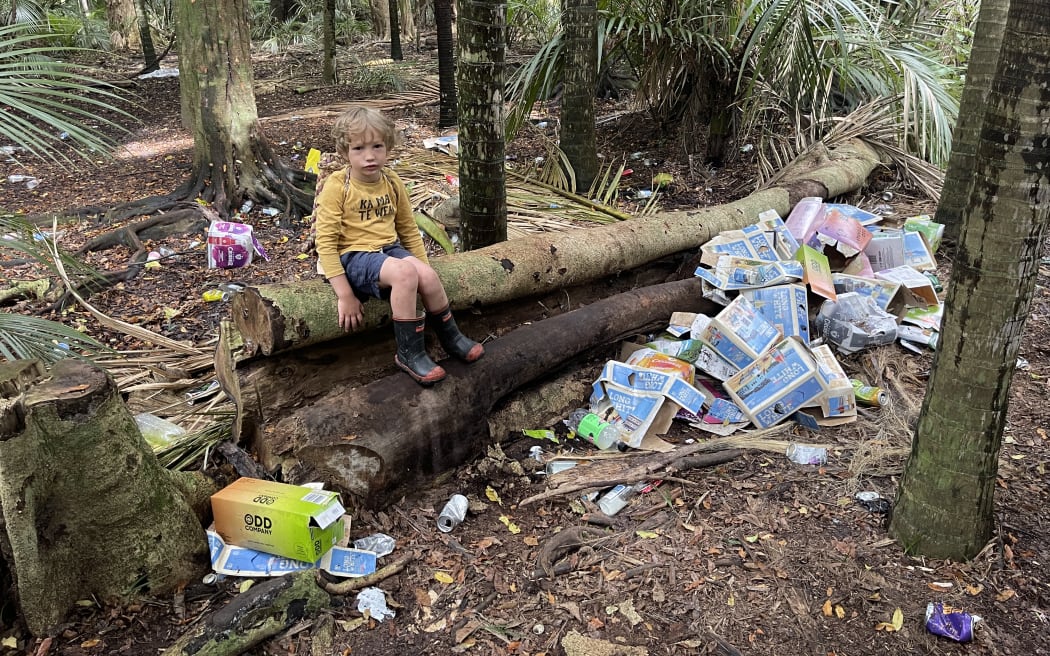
[0,359,211,635]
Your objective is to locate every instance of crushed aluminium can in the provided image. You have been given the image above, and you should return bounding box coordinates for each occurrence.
[851,379,889,408]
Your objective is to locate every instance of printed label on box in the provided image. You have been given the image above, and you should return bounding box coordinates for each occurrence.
[699,296,781,369]
[795,244,837,300]
[740,284,811,344]
[723,339,826,429]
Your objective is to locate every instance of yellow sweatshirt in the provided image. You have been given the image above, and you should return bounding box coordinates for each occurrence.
[314,167,428,279]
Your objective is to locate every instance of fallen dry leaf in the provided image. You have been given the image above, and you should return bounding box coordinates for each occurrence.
[995,589,1016,602]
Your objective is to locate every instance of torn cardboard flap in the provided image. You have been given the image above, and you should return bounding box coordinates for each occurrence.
[874,265,940,307]
[740,283,811,344]
[207,526,378,578]
[795,244,837,301]
[698,295,782,369]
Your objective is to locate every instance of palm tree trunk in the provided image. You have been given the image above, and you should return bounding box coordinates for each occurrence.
[323,0,337,83]
[456,0,507,249]
[558,0,598,192]
[932,0,1008,242]
[435,0,457,128]
[389,0,403,60]
[889,0,1050,560]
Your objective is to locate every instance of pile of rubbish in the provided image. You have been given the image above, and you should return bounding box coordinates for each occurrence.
[535,198,945,508]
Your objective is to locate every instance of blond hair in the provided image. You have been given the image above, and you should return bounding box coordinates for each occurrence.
[332,106,400,157]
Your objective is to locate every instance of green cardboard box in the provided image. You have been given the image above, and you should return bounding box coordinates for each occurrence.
[211,477,346,563]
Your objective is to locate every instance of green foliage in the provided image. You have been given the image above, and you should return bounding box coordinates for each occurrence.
[0,311,108,364]
[249,0,372,50]
[507,0,560,48]
[506,0,968,168]
[0,21,134,165]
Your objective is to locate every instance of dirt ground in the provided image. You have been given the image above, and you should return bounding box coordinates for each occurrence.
[2,43,1050,656]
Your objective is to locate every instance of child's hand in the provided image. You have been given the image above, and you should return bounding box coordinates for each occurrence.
[337,296,364,332]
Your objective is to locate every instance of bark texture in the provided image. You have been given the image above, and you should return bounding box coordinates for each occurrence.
[161,571,329,656]
[559,0,598,192]
[273,278,716,506]
[174,0,313,220]
[436,0,457,128]
[0,360,210,636]
[933,0,1008,241]
[456,0,508,249]
[230,139,880,357]
[890,0,1050,560]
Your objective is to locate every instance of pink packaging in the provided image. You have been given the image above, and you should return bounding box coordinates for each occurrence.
[207,221,269,269]
[784,197,827,245]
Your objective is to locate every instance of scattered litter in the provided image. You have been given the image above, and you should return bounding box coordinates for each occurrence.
[353,533,396,557]
[137,67,180,79]
[855,491,891,513]
[436,494,469,532]
[356,587,396,622]
[786,443,828,465]
[925,602,980,642]
[134,413,186,450]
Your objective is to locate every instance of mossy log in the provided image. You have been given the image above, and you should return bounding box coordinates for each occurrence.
[0,360,211,636]
[270,278,716,506]
[231,140,880,356]
[161,571,330,656]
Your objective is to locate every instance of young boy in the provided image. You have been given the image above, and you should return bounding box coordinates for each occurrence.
[314,106,484,385]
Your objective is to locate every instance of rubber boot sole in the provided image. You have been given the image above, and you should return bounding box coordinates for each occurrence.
[396,355,446,386]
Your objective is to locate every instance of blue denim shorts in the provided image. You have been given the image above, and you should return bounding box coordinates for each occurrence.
[340,243,414,302]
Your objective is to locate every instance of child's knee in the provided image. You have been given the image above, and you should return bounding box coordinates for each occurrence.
[383,258,418,287]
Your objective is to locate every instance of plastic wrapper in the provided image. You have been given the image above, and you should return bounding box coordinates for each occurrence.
[815,292,898,354]
[925,602,979,642]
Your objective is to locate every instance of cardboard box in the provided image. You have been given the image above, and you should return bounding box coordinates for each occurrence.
[863,230,906,272]
[902,231,937,271]
[211,478,346,563]
[795,244,837,300]
[817,207,873,252]
[903,215,945,251]
[809,344,856,418]
[874,265,940,307]
[832,273,907,318]
[758,210,801,260]
[740,284,811,344]
[824,203,882,226]
[723,338,827,429]
[698,296,781,369]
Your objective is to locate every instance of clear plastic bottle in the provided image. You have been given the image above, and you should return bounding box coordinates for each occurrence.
[565,409,625,450]
[597,482,646,516]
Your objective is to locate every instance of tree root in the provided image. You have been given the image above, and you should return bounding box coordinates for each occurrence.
[533,526,608,579]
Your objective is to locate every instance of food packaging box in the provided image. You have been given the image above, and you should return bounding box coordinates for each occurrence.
[794,244,837,300]
[902,231,937,271]
[697,296,781,369]
[817,207,874,252]
[723,338,827,429]
[874,265,940,307]
[903,215,945,252]
[814,292,899,354]
[808,344,856,417]
[757,209,801,260]
[863,229,906,272]
[823,203,882,226]
[784,197,826,245]
[740,283,811,344]
[207,526,376,578]
[211,477,346,563]
[832,273,907,318]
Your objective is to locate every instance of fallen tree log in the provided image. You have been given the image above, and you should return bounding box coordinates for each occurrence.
[216,260,685,449]
[268,278,715,506]
[232,140,881,356]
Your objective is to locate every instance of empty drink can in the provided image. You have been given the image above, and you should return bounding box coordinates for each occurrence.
[851,379,889,407]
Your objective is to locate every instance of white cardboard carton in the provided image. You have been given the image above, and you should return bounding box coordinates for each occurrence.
[723,338,826,429]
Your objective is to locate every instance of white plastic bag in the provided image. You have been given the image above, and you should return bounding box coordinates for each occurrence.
[207,221,269,269]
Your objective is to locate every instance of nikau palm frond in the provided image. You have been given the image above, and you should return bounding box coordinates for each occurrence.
[0,21,134,165]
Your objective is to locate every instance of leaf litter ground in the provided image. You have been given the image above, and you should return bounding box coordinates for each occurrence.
[1,45,1050,656]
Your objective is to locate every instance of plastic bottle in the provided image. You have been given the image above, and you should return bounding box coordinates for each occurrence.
[597,482,646,516]
[565,409,626,450]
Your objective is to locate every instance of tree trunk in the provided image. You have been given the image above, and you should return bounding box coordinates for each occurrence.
[456,0,508,249]
[435,0,457,128]
[105,0,141,51]
[932,0,1007,243]
[136,0,159,73]
[558,0,598,192]
[174,0,313,221]
[271,278,714,506]
[322,0,337,84]
[889,0,1050,560]
[371,0,390,39]
[0,360,211,636]
[229,138,879,357]
[389,0,403,60]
